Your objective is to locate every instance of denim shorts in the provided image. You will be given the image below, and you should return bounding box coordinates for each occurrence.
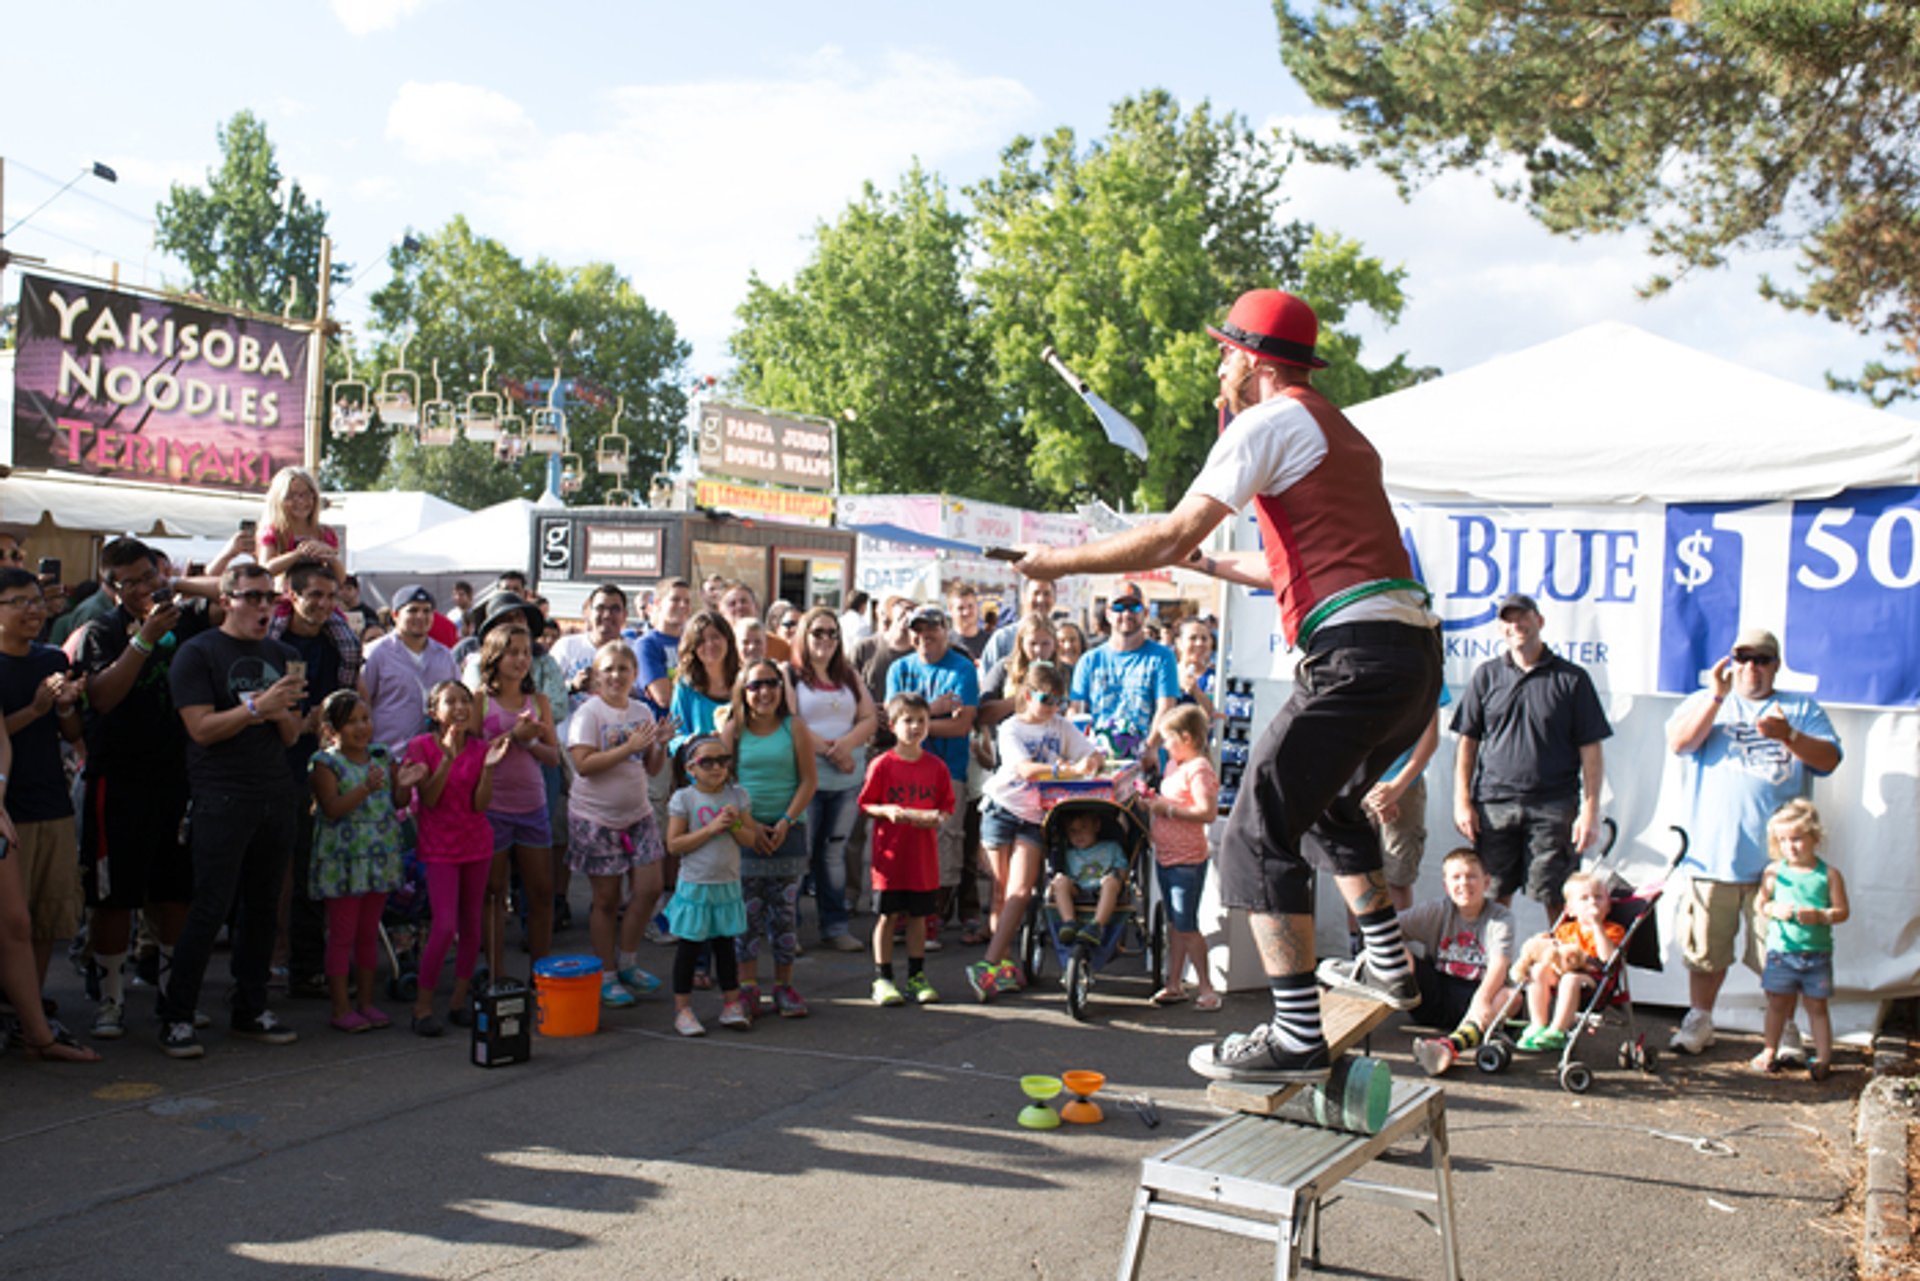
[488,806,552,853]
[1156,861,1208,933]
[1761,950,1833,1000]
[980,800,1044,850]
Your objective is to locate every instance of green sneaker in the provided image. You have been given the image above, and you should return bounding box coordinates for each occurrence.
[871,977,905,1007]
[993,959,1023,993]
[905,972,939,1005]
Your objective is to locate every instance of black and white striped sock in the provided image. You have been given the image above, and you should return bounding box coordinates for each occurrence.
[1268,972,1325,1053]
[1356,906,1411,981]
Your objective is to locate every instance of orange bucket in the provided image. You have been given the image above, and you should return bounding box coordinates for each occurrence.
[532,955,603,1037]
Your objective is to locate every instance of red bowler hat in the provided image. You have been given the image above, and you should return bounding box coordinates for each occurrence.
[1207,289,1329,369]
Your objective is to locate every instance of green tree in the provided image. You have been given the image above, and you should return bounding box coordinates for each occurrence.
[971,91,1422,511]
[1275,0,1920,405]
[354,217,689,509]
[154,110,344,320]
[727,166,1005,495]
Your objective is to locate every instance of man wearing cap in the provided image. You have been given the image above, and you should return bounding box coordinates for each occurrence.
[884,604,980,949]
[1070,585,1179,761]
[1450,593,1611,923]
[363,585,460,753]
[1665,627,1840,1057]
[1016,289,1441,1084]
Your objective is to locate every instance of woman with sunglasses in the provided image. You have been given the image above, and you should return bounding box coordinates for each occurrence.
[765,601,802,664]
[722,660,818,1018]
[786,607,877,953]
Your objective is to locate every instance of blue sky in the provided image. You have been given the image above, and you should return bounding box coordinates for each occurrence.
[3,0,1908,418]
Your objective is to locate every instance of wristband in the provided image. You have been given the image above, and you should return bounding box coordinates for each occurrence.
[1710,694,1724,704]
[130,635,155,655]
[244,693,260,720]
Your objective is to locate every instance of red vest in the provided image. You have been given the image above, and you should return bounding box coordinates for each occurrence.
[1249,385,1411,645]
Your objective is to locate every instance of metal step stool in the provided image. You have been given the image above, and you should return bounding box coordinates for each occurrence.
[1117,1080,1461,1280]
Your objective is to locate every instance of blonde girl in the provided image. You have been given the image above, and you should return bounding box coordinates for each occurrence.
[1753,799,1849,1079]
[566,641,668,1008]
[258,466,341,580]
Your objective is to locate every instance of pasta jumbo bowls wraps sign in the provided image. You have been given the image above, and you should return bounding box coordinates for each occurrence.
[1223,488,1920,710]
[10,274,310,493]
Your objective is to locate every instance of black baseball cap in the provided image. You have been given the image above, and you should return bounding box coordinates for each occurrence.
[1496,593,1539,618]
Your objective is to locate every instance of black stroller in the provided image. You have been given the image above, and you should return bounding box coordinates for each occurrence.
[1015,784,1163,1022]
[1477,826,1690,1093]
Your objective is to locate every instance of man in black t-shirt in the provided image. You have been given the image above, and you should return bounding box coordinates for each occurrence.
[160,562,306,1059]
[1451,594,1611,921]
[266,561,363,996]
[72,538,215,1040]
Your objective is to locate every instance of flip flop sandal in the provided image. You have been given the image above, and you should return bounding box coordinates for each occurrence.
[24,1026,100,1063]
[1151,987,1189,1006]
[1194,992,1224,1012]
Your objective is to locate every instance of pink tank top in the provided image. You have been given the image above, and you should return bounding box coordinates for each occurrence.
[481,694,547,814]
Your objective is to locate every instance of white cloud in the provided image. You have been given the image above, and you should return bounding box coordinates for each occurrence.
[329,0,432,37]
[385,82,539,166]
[377,52,1036,371]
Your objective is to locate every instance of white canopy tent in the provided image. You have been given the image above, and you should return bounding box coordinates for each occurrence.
[350,498,538,575]
[1208,322,1920,1037]
[1356,322,1920,503]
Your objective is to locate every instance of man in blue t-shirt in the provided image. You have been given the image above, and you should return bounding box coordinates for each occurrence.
[638,576,692,714]
[885,605,979,932]
[1665,626,1840,1057]
[1070,586,1179,761]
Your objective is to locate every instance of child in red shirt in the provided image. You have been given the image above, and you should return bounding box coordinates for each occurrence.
[857,692,955,1007]
[1514,872,1624,1051]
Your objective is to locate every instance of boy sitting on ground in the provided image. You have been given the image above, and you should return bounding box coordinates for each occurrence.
[1049,812,1128,948]
[1404,848,1514,1076]
[1514,871,1623,1052]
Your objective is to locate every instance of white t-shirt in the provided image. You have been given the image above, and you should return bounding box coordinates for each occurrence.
[566,695,657,829]
[792,677,867,792]
[984,713,1097,824]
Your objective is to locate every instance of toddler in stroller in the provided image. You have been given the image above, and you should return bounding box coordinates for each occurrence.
[1511,871,1623,1052]
[1049,811,1129,947]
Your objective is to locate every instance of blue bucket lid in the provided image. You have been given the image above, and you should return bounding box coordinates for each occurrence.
[533,954,603,979]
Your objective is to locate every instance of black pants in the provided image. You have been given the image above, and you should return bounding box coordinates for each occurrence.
[1218,623,1443,917]
[1413,957,1481,1031]
[286,781,326,982]
[162,791,295,1025]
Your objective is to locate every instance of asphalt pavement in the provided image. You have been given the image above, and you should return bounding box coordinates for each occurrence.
[0,921,1862,1281]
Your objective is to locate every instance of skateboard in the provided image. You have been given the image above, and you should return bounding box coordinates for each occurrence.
[1203,990,1394,1116]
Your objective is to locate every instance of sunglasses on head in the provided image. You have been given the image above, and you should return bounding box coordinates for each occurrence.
[228,590,275,606]
[692,754,733,769]
[1110,599,1144,614]
[1732,651,1778,666]
[745,678,782,692]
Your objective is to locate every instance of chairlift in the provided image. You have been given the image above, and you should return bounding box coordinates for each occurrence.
[559,452,584,495]
[419,359,457,446]
[329,350,371,438]
[464,347,503,443]
[528,407,565,454]
[372,337,419,429]
[494,412,527,463]
[648,472,677,510]
[596,396,631,475]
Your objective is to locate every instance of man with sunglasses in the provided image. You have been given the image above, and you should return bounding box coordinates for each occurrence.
[1069,586,1179,762]
[1665,626,1841,1057]
[71,538,216,1040]
[1014,289,1441,1085]
[160,562,308,1058]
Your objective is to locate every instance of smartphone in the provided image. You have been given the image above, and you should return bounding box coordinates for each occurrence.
[151,586,175,606]
[36,557,60,581]
[286,660,308,681]
[983,547,1027,562]
[239,519,257,536]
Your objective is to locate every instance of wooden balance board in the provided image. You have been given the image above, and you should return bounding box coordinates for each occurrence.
[1205,991,1394,1117]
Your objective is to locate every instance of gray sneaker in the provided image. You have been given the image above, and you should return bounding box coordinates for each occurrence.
[1187,1023,1331,1084]
[91,999,126,1041]
[1316,954,1419,1010]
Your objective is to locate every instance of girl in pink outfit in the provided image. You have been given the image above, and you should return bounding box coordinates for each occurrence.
[405,681,510,1037]
[470,622,562,963]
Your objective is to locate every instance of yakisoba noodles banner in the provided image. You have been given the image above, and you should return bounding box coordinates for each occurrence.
[10,273,310,493]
